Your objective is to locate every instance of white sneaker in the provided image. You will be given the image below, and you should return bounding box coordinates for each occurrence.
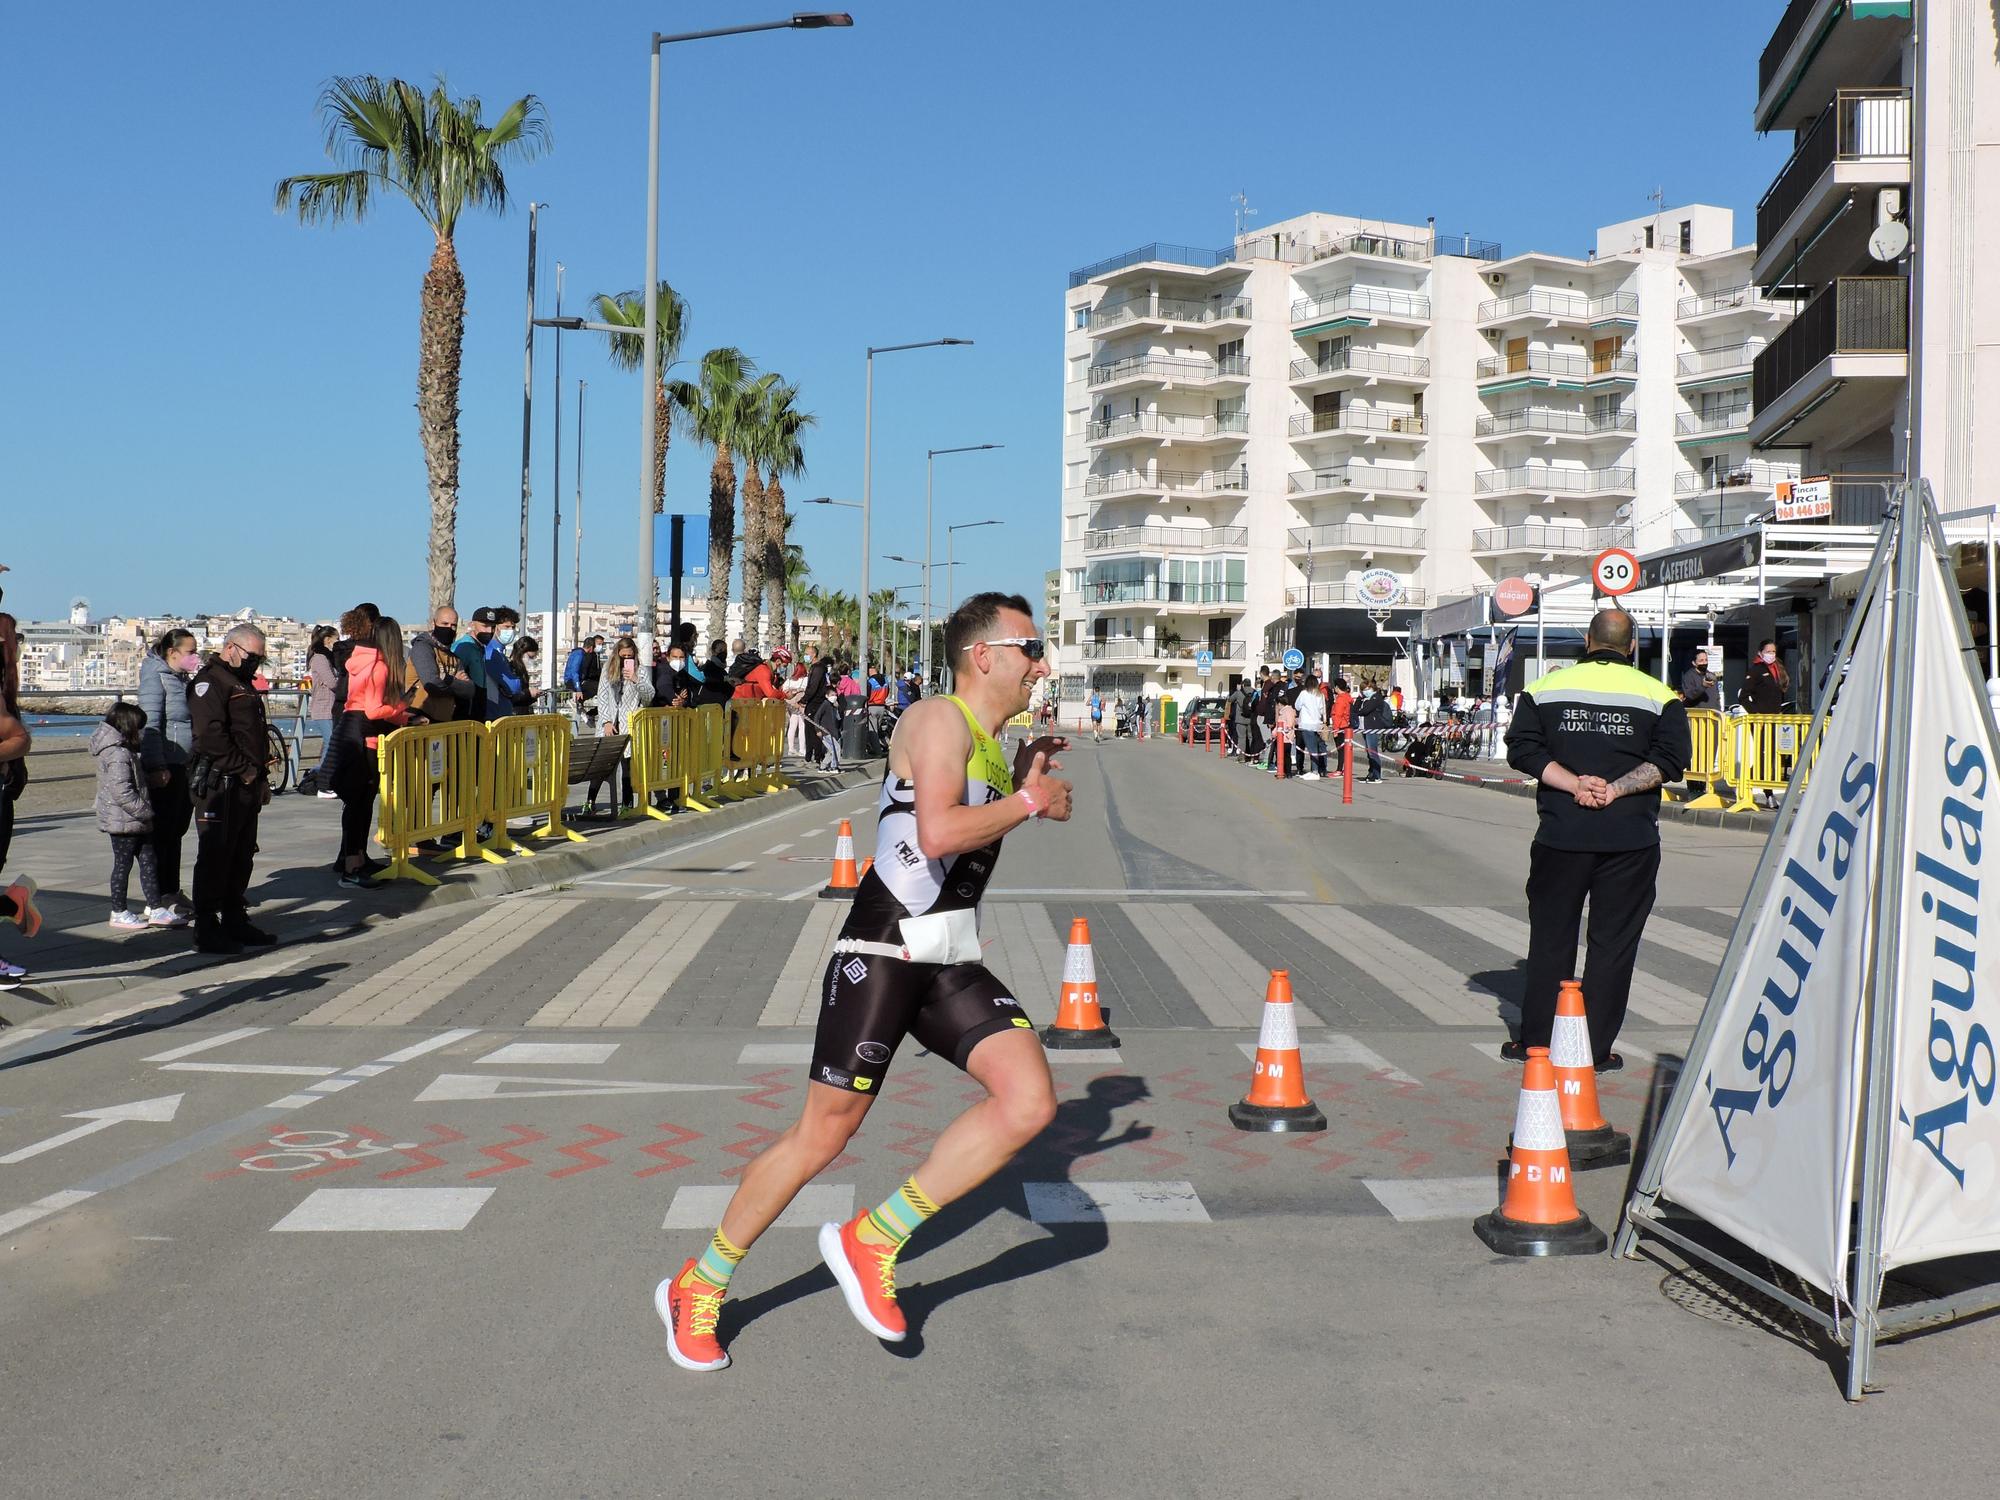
[146,906,191,929]
[316,789,340,800]
[1301,772,1321,781]
[109,909,148,930]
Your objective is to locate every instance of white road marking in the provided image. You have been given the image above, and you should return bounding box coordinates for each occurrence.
[1364,1176,1496,1222]
[985,903,1060,1026]
[159,1061,337,1078]
[478,1042,619,1066]
[1236,1037,1418,1085]
[306,1077,362,1094]
[142,1027,266,1062]
[1123,904,1323,1028]
[265,1093,321,1109]
[376,1029,481,1064]
[661,1183,854,1229]
[529,901,727,1028]
[738,1042,813,1064]
[573,879,686,893]
[297,903,574,1027]
[1422,905,1707,1027]
[779,880,832,902]
[1638,913,1730,961]
[1472,1039,1663,1066]
[1046,1048,1124,1064]
[0,1094,185,1165]
[1278,906,1504,1026]
[762,842,794,855]
[0,1027,54,1058]
[0,1189,97,1238]
[272,1187,494,1233]
[612,786,871,872]
[721,859,754,873]
[760,903,844,1026]
[413,1073,742,1103]
[1023,1181,1210,1224]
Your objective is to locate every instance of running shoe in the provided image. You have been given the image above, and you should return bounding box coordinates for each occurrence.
[0,957,26,988]
[109,909,149,931]
[3,877,41,939]
[316,789,339,800]
[656,1259,731,1372]
[146,906,191,929]
[818,1217,907,1342]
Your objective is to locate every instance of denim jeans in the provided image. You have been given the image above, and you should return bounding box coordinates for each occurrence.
[1297,729,1327,776]
[305,718,334,772]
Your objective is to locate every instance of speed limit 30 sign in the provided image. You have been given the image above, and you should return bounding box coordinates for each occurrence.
[1591,547,1639,597]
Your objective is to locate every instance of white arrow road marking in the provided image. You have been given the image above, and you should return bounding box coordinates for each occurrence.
[413,1073,745,1103]
[0,1094,186,1165]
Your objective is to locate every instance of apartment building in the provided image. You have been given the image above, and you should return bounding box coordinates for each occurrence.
[1748,0,1997,517]
[1058,207,1798,700]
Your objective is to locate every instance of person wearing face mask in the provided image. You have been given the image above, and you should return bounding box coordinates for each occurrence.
[410,606,471,724]
[483,607,525,719]
[506,636,542,713]
[1739,638,1789,715]
[591,638,654,817]
[454,608,497,719]
[653,640,696,709]
[137,628,202,918]
[187,625,278,955]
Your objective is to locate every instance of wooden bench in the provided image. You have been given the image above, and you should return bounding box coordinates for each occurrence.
[566,732,629,803]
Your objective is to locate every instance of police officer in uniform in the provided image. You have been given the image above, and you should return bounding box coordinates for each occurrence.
[1503,609,1690,1069]
[188,624,277,955]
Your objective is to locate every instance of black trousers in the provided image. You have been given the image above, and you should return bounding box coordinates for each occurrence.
[193,786,261,922]
[1521,840,1661,1061]
[148,767,192,897]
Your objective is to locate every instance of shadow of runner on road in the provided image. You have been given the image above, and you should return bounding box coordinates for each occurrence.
[720,1074,1154,1358]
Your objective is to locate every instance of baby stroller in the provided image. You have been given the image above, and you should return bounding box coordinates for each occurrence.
[1116,698,1146,738]
[1403,721,1445,779]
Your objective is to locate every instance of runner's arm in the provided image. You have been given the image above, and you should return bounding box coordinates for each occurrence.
[0,705,28,764]
[902,701,1056,858]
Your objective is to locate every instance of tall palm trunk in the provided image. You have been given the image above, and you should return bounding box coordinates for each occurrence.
[740,465,767,651]
[707,445,736,647]
[763,473,788,654]
[419,237,466,612]
[651,382,671,512]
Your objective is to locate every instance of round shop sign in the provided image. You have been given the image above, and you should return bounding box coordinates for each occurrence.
[1591,547,1639,597]
[1493,577,1535,617]
[1355,568,1406,608]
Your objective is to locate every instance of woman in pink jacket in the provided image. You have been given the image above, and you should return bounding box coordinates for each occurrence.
[333,617,412,889]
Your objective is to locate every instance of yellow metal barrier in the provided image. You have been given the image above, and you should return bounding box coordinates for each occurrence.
[694,702,749,803]
[1678,709,1732,809]
[375,720,498,885]
[486,715,586,855]
[727,699,789,795]
[1726,712,1819,812]
[628,706,711,818]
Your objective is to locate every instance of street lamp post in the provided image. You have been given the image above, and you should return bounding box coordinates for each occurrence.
[517,201,544,622]
[944,519,1003,690]
[924,443,1003,684]
[884,553,948,677]
[636,13,853,662]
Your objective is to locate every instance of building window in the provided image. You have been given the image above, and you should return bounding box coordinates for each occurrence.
[1073,306,1089,330]
[1679,220,1692,254]
[1644,225,1655,249]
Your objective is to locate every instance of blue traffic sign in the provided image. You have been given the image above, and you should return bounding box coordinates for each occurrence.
[1195,649,1214,676]
[1282,648,1304,672]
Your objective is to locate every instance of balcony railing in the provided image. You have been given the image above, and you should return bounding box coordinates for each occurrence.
[1478,288,1587,323]
[1287,409,1426,438]
[1673,460,1800,495]
[1082,580,1247,607]
[1285,582,1430,609]
[1068,242,1236,289]
[1676,408,1751,437]
[1475,466,1635,495]
[1757,89,1913,248]
[1677,341,1765,378]
[1082,465,1249,497]
[1286,464,1427,496]
[1087,354,1248,388]
[1304,230,1435,264]
[1083,525,1249,553]
[1289,350,1431,383]
[1476,349,1591,380]
[1290,285,1432,324]
[1475,408,1635,439]
[1760,0,1826,96]
[1472,524,1634,554]
[1588,349,1638,378]
[1087,295,1253,334]
[1678,284,1761,319]
[1286,522,1427,551]
[1590,291,1640,321]
[1753,276,1909,412]
[1086,411,1250,442]
[1079,636,1251,662]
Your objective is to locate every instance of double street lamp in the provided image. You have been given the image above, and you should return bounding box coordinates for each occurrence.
[924,442,1003,684]
[635,12,853,657]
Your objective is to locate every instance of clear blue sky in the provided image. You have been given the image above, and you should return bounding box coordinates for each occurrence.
[3,0,1792,628]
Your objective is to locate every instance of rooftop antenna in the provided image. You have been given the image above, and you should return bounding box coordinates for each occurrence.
[1232,189,1256,239]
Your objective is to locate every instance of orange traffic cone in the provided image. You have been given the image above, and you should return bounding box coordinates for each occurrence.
[1229,970,1326,1133]
[1474,1048,1606,1256]
[859,856,875,879]
[818,819,860,900]
[1042,917,1119,1049]
[1551,980,1629,1168]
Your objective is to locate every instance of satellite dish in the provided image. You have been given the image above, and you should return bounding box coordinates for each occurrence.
[1613,503,1634,521]
[1868,220,1909,262]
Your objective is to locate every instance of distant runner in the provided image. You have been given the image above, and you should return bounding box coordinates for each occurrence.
[659,592,1073,1371]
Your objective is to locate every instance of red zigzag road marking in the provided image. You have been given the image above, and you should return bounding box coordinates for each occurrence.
[739,1069,794,1112]
[379,1124,468,1180]
[549,1126,625,1179]
[466,1125,545,1179]
[633,1124,703,1179]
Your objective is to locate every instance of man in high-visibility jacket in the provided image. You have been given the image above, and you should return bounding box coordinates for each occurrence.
[1503,609,1690,1069]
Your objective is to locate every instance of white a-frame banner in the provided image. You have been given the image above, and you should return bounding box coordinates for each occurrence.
[1880,539,2000,1268]
[1652,564,1890,1298]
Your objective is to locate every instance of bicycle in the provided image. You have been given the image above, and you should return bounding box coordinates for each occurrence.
[265,722,295,794]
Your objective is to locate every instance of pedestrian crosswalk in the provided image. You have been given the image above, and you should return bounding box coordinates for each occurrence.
[256,896,1729,1035]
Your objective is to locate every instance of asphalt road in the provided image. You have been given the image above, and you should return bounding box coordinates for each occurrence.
[3,736,1994,1498]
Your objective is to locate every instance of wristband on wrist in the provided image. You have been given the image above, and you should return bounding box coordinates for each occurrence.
[1016,785,1045,819]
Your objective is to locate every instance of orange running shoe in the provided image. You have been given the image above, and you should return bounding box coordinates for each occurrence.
[4,877,40,939]
[655,1259,730,1373]
[818,1216,907,1342]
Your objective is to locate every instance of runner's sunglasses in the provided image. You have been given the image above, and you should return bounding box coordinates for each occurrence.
[970,636,1047,660]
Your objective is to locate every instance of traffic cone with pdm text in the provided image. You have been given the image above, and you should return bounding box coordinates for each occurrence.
[1229,970,1326,1132]
[819,820,860,899]
[1549,980,1629,1168]
[1042,917,1119,1049]
[1474,1048,1607,1256]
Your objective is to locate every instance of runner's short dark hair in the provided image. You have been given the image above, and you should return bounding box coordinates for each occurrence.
[947,592,1035,663]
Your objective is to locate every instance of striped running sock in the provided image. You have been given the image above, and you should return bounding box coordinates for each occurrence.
[858,1177,940,1252]
[684,1229,747,1292]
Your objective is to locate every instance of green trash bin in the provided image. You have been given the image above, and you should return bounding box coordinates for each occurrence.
[1161,700,1178,735]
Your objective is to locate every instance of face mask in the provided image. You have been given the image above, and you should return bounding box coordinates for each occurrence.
[1761,650,1776,663]
[523,656,538,673]
[667,657,685,670]
[435,625,456,645]
[177,653,202,674]
[497,627,517,647]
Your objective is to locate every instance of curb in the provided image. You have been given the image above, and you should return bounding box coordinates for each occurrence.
[0,764,878,1019]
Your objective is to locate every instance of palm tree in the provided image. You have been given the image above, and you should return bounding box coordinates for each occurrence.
[757,384,816,655]
[786,573,816,655]
[276,76,550,611]
[869,589,902,675]
[590,281,688,513]
[669,349,767,647]
[736,383,771,651]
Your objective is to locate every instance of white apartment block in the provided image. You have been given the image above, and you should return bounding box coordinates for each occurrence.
[1058,208,1798,699]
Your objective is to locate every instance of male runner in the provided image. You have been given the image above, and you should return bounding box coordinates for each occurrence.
[658,592,1073,1372]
